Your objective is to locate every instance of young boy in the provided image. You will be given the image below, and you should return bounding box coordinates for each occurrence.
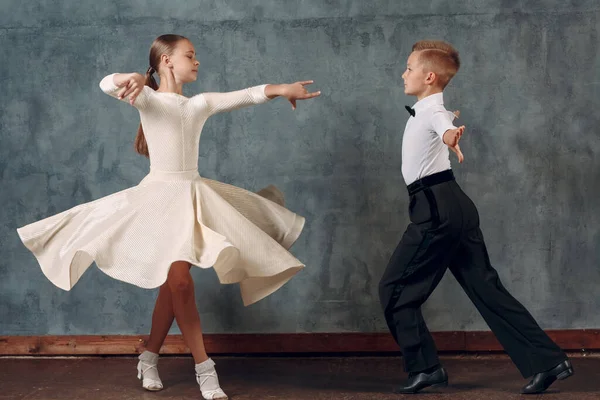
[378,40,573,395]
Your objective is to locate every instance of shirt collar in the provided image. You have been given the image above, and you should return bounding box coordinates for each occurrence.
[412,92,445,114]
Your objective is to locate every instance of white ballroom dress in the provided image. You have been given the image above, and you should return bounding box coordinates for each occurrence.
[16,74,305,306]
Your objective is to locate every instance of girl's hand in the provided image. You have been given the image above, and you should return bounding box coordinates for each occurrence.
[117,73,145,105]
[443,125,466,163]
[282,81,321,110]
[161,65,178,93]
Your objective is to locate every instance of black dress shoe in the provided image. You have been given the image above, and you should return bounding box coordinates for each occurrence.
[521,359,574,394]
[393,367,448,394]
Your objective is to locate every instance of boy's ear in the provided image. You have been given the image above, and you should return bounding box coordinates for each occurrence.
[425,71,437,85]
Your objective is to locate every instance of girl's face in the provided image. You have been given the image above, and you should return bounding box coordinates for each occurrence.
[164,40,200,83]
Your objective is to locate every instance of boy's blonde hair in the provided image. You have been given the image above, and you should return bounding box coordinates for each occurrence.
[412,40,460,89]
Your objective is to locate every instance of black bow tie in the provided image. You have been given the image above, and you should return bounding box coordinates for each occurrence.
[405,105,416,117]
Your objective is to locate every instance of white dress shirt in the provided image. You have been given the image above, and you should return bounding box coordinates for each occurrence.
[401,92,457,185]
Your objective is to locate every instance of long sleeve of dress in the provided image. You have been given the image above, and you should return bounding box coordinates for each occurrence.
[99,73,152,110]
[201,85,270,116]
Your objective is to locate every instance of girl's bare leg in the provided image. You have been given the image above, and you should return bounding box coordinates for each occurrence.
[166,261,208,363]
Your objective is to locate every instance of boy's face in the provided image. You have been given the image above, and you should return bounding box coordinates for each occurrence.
[402,51,430,97]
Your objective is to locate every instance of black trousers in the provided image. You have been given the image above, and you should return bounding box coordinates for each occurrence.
[378,170,566,378]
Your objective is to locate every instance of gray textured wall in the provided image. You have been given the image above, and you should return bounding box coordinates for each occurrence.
[1,1,599,336]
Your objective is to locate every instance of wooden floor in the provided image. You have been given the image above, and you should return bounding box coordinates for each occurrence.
[0,354,598,399]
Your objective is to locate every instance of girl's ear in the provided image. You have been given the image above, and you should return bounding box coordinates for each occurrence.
[160,53,170,67]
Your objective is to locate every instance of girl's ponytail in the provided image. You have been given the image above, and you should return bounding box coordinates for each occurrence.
[133,66,159,157]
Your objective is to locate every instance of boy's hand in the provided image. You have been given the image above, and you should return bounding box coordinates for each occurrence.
[443,125,465,163]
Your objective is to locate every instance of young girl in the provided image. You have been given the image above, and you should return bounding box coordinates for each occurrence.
[16,34,320,399]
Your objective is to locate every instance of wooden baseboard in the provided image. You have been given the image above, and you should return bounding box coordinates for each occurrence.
[1,330,598,356]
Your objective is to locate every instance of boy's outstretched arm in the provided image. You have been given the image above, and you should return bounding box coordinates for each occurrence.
[443,125,466,163]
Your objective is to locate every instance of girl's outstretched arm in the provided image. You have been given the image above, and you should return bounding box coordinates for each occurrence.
[202,81,320,116]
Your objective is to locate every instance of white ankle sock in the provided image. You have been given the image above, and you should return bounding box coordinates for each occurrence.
[195,358,227,399]
[138,350,161,384]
